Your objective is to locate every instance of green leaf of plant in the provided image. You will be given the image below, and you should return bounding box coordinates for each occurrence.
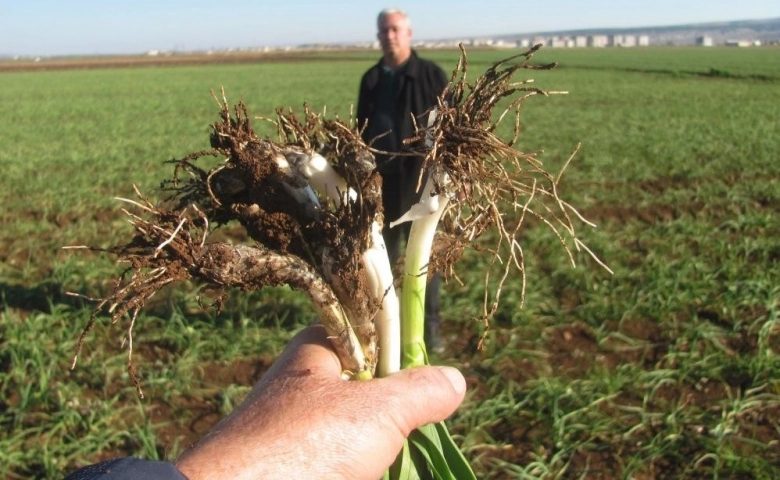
[401,422,474,480]
[388,422,476,480]
[388,439,420,480]
[408,429,450,479]
[433,422,476,480]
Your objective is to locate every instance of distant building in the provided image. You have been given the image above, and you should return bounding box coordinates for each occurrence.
[725,39,752,47]
[549,37,568,48]
[610,34,624,47]
[574,36,588,47]
[696,36,714,47]
[622,35,637,47]
[638,35,650,46]
[588,35,609,47]
[493,39,515,48]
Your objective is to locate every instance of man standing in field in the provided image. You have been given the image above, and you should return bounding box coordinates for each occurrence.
[357,8,449,352]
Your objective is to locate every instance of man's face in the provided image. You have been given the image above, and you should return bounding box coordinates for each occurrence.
[377,13,412,60]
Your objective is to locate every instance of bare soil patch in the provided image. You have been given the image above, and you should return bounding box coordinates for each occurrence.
[438,316,780,478]
[0,51,367,73]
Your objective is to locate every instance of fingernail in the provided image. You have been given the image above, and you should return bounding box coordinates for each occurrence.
[436,366,466,396]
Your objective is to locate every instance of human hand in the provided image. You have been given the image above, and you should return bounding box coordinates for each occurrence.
[175,325,467,480]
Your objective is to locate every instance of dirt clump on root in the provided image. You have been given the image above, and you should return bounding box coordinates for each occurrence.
[72,94,384,391]
[72,44,599,393]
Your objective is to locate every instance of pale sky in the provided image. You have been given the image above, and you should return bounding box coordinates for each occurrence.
[2,0,778,57]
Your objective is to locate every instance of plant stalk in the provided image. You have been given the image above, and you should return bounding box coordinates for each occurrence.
[364,220,401,376]
[400,190,449,369]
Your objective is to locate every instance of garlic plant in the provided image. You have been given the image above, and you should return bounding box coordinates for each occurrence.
[72,44,606,479]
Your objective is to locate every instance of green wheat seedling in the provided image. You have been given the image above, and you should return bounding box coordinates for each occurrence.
[2,47,778,478]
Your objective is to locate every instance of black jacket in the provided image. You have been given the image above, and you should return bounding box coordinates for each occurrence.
[357,50,448,170]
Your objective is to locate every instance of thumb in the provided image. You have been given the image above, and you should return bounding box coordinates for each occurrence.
[376,365,467,436]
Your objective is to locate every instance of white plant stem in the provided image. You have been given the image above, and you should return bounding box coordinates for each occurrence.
[363,221,401,376]
[397,172,450,368]
[291,152,358,207]
[280,150,400,377]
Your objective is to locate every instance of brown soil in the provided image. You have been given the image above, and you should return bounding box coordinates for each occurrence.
[4,53,776,478]
[148,356,274,452]
[3,175,774,478]
[441,316,779,478]
[0,50,366,73]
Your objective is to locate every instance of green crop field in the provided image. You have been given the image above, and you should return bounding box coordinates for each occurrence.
[1,47,778,478]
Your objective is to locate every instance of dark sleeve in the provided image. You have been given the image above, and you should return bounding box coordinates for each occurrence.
[356,75,368,129]
[356,67,375,130]
[419,60,449,108]
[435,64,449,93]
[434,64,451,105]
[65,457,186,480]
